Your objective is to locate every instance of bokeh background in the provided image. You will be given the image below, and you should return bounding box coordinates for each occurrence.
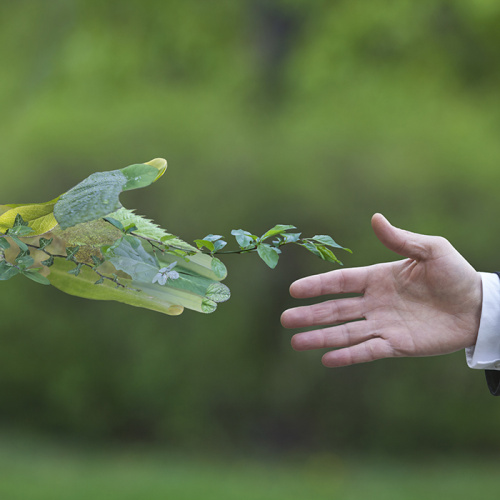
[1,0,500,498]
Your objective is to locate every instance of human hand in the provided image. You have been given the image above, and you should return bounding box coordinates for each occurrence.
[281,214,482,367]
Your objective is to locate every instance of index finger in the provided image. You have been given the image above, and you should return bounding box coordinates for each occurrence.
[289,267,370,299]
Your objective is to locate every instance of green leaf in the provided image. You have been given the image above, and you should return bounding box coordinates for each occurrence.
[205,282,231,303]
[211,257,227,279]
[300,241,342,264]
[257,243,280,269]
[299,241,321,258]
[53,160,167,230]
[194,239,215,252]
[283,233,301,244]
[260,224,296,242]
[9,235,28,252]
[54,170,127,229]
[0,201,58,236]
[38,237,53,250]
[15,254,35,269]
[201,298,217,314]
[202,234,224,242]
[22,269,51,285]
[0,238,10,250]
[212,240,227,252]
[41,255,55,267]
[120,164,161,190]
[315,245,342,264]
[13,227,33,237]
[14,214,29,227]
[68,263,83,276]
[231,229,256,248]
[310,235,351,252]
[47,259,185,316]
[91,255,104,268]
[104,237,158,282]
[65,246,80,261]
[123,234,141,250]
[0,261,20,280]
[104,217,125,231]
[124,224,138,234]
[195,235,227,253]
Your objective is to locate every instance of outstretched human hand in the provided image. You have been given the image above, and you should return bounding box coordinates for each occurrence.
[281,214,482,367]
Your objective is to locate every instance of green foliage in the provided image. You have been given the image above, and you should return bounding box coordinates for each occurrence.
[0,162,348,315]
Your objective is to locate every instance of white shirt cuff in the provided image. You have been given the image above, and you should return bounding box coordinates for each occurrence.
[466,272,500,370]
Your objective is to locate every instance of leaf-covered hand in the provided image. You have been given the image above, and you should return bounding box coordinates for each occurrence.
[281,214,482,366]
[0,158,349,316]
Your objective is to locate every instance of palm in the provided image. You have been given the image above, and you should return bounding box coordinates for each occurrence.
[281,214,482,367]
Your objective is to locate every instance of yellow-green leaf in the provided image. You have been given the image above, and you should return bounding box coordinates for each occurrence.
[0,200,59,236]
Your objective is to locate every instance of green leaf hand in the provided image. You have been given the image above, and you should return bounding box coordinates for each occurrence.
[0,158,349,316]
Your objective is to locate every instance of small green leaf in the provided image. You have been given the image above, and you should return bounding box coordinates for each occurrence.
[299,241,321,258]
[202,234,224,243]
[94,277,105,285]
[0,238,10,250]
[91,255,104,268]
[310,235,351,252]
[194,239,215,252]
[212,239,227,252]
[68,263,83,276]
[283,233,301,244]
[104,217,125,231]
[260,224,296,242]
[38,237,53,250]
[316,245,342,264]
[124,224,138,234]
[121,164,161,191]
[42,255,55,267]
[9,235,28,252]
[205,282,231,303]
[201,298,217,314]
[300,241,342,264]
[257,243,280,269]
[211,257,227,279]
[66,246,80,261]
[13,213,29,227]
[231,229,256,248]
[22,269,51,285]
[0,261,20,280]
[15,254,35,268]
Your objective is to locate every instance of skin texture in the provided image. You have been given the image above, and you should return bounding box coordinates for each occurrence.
[281,214,483,367]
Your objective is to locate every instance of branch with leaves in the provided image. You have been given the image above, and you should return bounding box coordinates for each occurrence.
[0,159,350,315]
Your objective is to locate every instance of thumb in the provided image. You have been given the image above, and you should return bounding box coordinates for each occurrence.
[371,213,434,261]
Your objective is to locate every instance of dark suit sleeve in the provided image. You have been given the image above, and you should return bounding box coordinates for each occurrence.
[484,272,500,395]
[485,370,500,396]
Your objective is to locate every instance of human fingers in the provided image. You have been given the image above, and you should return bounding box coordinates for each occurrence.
[321,338,394,367]
[289,267,369,299]
[290,319,374,351]
[281,297,365,329]
[371,213,442,261]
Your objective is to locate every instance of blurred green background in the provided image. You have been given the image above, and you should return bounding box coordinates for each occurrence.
[1,0,500,497]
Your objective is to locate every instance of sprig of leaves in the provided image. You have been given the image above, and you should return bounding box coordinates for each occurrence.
[191,224,350,269]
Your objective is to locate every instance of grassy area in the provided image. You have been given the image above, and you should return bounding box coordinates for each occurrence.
[0,435,497,499]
